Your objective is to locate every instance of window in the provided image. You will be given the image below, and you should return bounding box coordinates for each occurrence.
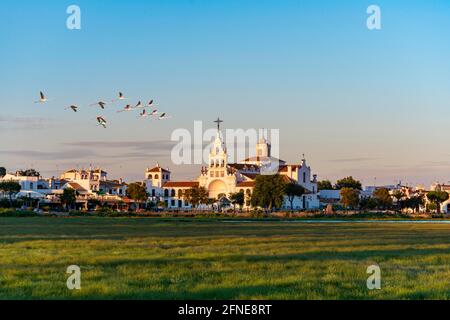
[171,189,176,197]
[148,174,153,179]
[164,189,169,197]
[210,171,214,177]
[155,174,159,179]
[152,189,155,197]
[119,189,123,195]
[178,189,183,197]
[171,199,175,206]
[303,172,306,183]
[220,171,224,177]
[29,182,33,189]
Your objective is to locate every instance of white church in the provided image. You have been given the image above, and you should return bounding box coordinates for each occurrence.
[144,119,320,210]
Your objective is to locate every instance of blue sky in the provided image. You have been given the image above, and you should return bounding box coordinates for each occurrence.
[1,0,450,186]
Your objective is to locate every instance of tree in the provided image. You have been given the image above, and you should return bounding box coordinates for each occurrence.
[157,200,167,209]
[60,188,77,211]
[0,167,6,177]
[126,182,149,210]
[317,180,333,190]
[426,190,449,214]
[16,169,40,177]
[404,196,424,213]
[335,176,362,190]
[229,191,245,212]
[340,187,360,210]
[392,190,405,211]
[359,197,378,210]
[183,186,209,208]
[372,188,392,210]
[284,183,305,210]
[250,175,286,211]
[0,181,21,207]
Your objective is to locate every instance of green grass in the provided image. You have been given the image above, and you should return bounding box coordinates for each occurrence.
[1,217,450,299]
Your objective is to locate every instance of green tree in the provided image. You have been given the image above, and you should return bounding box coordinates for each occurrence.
[426,190,449,214]
[317,180,333,190]
[284,183,305,210]
[250,175,287,211]
[335,176,362,190]
[157,200,167,209]
[0,167,6,177]
[404,196,424,213]
[359,197,378,210]
[229,191,245,212]
[16,169,40,177]
[340,187,360,210]
[60,188,77,211]
[126,182,149,210]
[0,181,21,207]
[372,188,393,210]
[392,190,405,211]
[184,186,209,208]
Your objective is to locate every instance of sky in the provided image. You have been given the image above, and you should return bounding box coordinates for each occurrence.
[1,0,450,187]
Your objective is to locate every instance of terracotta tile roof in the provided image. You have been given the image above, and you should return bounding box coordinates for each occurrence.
[100,180,127,188]
[278,164,301,172]
[236,181,255,187]
[147,166,171,173]
[281,175,297,184]
[162,181,199,188]
[241,172,258,180]
[66,182,86,191]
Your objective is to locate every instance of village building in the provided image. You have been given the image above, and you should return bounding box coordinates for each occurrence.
[147,120,320,210]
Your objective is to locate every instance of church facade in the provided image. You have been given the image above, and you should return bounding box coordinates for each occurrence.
[144,121,320,210]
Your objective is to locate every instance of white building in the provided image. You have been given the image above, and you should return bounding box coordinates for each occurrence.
[147,119,320,210]
[0,171,50,198]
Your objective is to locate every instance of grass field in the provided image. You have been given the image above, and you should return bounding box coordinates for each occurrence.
[1,217,450,299]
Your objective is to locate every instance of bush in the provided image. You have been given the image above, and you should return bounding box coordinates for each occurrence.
[250,209,268,218]
[0,208,37,217]
[94,207,115,216]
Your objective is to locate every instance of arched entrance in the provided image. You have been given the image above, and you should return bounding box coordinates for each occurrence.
[208,179,228,200]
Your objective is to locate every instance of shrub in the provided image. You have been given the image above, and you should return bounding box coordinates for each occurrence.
[0,208,37,217]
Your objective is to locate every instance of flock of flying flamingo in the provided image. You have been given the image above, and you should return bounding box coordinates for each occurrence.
[34,91,171,128]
